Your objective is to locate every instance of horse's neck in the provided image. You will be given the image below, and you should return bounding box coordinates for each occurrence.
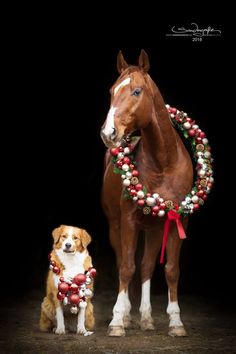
[140,89,178,172]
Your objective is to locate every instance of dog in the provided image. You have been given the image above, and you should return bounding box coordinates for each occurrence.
[39,225,95,335]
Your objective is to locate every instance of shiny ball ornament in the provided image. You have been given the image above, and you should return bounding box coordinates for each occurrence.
[191,195,199,203]
[73,274,86,285]
[117,152,124,159]
[123,179,130,187]
[58,282,69,294]
[146,197,156,206]
[137,190,145,199]
[110,148,119,156]
[126,171,132,179]
[132,170,139,177]
[84,289,93,298]
[153,193,159,199]
[88,267,97,277]
[183,122,191,129]
[53,266,60,274]
[137,199,145,207]
[69,294,81,305]
[122,164,129,172]
[124,147,130,154]
[70,283,79,293]
[158,210,165,217]
[57,292,65,301]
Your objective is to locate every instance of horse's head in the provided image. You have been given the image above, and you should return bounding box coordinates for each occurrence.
[101,50,155,147]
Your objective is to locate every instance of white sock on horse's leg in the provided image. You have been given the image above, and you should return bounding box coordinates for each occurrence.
[109,290,127,327]
[166,289,183,327]
[139,279,152,319]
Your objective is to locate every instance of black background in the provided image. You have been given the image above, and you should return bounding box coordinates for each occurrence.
[6,16,233,310]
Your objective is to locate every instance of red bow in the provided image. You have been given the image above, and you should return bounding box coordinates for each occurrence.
[160,210,186,264]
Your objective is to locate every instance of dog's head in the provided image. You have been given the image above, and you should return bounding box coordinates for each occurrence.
[52,225,91,254]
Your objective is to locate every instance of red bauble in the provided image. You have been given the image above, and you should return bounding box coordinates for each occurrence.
[123,157,131,165]
[137,199,145,207]
[53,266,60,274]
[58,282,69,294]
[110,148,119,156]
[132,170,139,177]
[129,164,135,169]
[70,283,79,293]
[199,132,206,139]
[73,274,86,285]
[57,292,65,301]
[130,189,137,196]
[193,203,199,211]
[160,203,166,210]
[116,160,123,167]
[186,117,192,123]
[146,193,151,197]
[197,190,204,197]
[59,276,64,282]
[170,107,177,114]
[69,293,81,305]
[196,137,202,144]
[135,184,143,191]
[119,147,124,152]
[188,129,196,137]
[152,205,160,213]
[88,267,97,277]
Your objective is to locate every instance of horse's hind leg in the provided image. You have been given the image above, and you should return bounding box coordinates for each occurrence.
[139,229,162,331]
[165,222,187,337]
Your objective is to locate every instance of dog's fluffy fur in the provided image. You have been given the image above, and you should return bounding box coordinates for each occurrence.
[39,225,95,335]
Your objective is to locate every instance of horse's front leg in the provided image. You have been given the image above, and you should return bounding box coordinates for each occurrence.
[108,212,138,337]
[165,222,188,337]
[139,228,163,331]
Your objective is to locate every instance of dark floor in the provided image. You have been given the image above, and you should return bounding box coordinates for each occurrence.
[0,289,235,354]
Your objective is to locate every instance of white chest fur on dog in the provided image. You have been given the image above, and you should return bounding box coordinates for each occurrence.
[53,249,88,288]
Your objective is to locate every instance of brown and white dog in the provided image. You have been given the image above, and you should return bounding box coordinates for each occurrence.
[39,225,95,335]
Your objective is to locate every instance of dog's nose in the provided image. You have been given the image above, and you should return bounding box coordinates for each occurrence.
[65,243,72,249]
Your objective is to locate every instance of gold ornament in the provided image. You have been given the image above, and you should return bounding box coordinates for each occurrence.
[196,144,205,151]
[143,206,151,215]
[165,200,174,209]
[200,178,207,187]
[131,177,139,185]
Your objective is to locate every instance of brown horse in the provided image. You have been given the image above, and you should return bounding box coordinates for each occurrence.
[100,50,193,337]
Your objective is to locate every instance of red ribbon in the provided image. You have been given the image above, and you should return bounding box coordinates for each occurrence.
[160,210,186,264]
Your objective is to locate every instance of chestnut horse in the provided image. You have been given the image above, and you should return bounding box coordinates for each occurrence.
[100,50,193,337]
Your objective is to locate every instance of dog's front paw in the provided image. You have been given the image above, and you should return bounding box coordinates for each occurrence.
[54,326,66,335]
[77,327,93,336]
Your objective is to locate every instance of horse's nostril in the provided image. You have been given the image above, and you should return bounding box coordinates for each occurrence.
[111,127,117,139]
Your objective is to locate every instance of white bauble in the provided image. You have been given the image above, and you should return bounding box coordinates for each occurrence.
[123,179,130,187]
[137,190,145,199]
[122,164,129,172]
[146,197,156,206]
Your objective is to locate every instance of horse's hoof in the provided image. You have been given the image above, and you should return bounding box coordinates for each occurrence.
[107,325,125,337]
[168,326,188,337]
[140,319,155,331]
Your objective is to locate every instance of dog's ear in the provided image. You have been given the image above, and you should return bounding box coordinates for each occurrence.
[52,226,62,244]
[80,229,92,248]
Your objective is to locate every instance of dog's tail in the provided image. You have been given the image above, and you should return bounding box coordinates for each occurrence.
[39,296,55,332]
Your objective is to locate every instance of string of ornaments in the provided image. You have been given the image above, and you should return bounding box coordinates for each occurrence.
[49,254,96,314]
[110,104,214,217]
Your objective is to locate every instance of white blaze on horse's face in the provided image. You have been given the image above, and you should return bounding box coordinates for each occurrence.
[103,106,117,138]
[114,77,131,96]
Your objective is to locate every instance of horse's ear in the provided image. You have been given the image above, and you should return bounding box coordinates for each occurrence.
[117,50,128,74]
[138,49,150,72]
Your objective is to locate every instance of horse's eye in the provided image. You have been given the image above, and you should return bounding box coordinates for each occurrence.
[132,88,142,97]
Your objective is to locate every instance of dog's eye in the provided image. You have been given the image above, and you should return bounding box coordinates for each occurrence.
[61,235,66,239]
[74,236,79,240]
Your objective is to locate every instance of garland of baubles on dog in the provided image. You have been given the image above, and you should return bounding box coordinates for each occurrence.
[110,105,214,263]
[49,254,96,314]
